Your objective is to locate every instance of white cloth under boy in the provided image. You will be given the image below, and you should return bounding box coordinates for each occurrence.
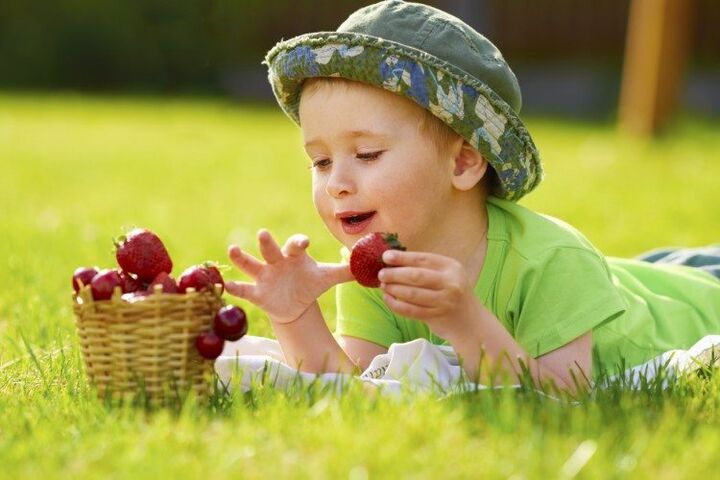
[214,335,720,397]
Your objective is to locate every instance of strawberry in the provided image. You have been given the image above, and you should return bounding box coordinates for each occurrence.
[114,228,173,282]
[195,332,224,359]
[90,269,123,301]
[213,305,248,341]
[72,267,99,293]
[178,263,224,294]
[349,232,406,288]
[178,265,213,293]
[205,263,225,295]
[147,271,178,294]
[118,270,142,294]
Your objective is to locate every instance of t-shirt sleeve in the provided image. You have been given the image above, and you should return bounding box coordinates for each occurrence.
[334,280,403,348]
[511,247,627,357]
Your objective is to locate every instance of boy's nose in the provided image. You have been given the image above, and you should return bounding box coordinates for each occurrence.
[325,165,355,198]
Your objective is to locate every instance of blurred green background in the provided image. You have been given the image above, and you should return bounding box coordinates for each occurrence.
[2,0,719,116]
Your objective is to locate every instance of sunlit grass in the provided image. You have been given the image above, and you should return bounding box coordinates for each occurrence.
[1,92,719,478]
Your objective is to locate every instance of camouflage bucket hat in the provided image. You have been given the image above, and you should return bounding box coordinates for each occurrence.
[263,0,543,201]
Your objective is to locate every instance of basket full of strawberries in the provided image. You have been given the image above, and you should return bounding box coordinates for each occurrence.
[72,228,248,404]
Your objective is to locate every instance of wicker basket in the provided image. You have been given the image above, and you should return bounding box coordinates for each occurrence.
[73,285,224,404]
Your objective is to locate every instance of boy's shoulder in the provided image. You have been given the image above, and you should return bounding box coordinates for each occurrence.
[486,196,604,261]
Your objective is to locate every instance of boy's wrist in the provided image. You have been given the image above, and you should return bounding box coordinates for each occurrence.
[268,302,316,326]
[439,296,485,346]
[270,301,357,373]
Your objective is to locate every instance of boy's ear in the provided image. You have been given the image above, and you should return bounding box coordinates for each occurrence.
[451,140,488,191]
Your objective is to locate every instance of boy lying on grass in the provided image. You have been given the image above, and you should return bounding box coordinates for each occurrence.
[224,0,720,393]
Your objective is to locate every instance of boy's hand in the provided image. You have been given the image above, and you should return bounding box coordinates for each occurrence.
[225,229,353,324]
[378,250,481,340]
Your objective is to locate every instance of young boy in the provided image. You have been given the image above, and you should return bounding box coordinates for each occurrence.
[225,0,720,391]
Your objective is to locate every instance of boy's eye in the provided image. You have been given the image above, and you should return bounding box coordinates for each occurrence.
[357,151,383,160]
[310,159,331,170]
[309,151,383,170]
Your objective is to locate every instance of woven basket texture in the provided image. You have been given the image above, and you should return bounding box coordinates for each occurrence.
[73,285,224,404]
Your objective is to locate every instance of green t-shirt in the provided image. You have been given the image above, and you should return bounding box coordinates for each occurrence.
[335,197,720,379]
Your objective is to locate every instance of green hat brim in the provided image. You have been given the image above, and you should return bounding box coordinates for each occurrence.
[264,31,543,201]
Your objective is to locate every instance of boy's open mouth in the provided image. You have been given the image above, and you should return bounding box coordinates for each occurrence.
[343,212,375,225]
[338,211,376,234]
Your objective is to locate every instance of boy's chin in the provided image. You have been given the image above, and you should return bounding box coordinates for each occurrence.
[335,232,363,251]
[324,228,353,248]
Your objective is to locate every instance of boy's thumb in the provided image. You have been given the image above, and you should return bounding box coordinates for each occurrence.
[319,262,354,285]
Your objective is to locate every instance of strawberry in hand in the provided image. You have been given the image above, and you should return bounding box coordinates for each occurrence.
[377,249,480,341]
[350,232,406,287]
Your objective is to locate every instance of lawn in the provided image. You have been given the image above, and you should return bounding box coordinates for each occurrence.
[1,92,719,479]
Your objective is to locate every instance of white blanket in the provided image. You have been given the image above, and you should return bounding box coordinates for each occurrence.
[214,335,720,396]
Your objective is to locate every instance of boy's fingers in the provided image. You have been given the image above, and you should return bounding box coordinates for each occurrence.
[258,229,283,264]
[382,293,431,320]
[382,250,445,269]
[225,281,258,303]
[378,267,443,289]
[228,245,263,278]
[282,234,310,257]
[381,283,442,308]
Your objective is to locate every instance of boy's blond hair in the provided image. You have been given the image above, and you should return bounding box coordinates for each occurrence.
[301,77,499,195]
[302,77,457,152]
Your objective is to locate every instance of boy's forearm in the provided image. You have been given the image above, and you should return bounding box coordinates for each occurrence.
[270,301,358,374]
[445,300,587,394]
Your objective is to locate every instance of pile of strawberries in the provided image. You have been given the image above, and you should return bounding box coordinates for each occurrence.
[72,228,224,301]
[72,228,247,360]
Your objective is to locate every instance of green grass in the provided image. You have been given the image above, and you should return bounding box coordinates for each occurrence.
[1,92,719,479]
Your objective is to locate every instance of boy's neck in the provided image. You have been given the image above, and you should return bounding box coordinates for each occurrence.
[422,194,489,285]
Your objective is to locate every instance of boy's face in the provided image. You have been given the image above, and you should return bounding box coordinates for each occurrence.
[299,81,456,251]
